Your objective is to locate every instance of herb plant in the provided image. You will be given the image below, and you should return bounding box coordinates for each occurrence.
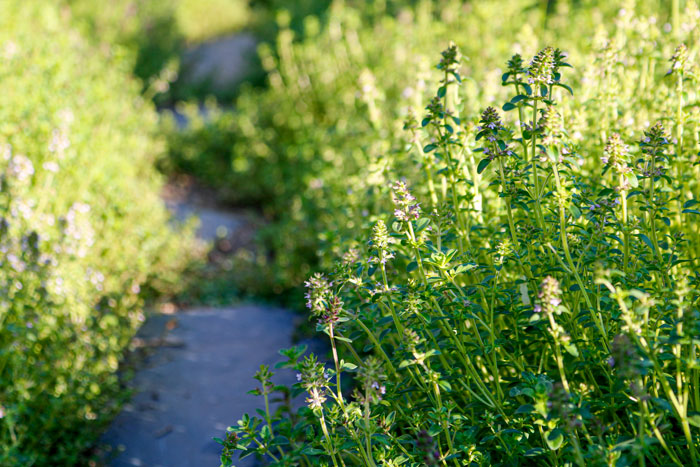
[220,6,700,464]
[0,2,195,463]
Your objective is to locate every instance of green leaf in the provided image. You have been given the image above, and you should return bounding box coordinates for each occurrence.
[688,412,700,428]
[683,209,700,215]
[477,158,491,174]
[556,83,574,95]
[340,361,357,371]
[502,102,516,111]
[437,86,446,98]
[415,217,431,232]
[564,342,579,357]
[423,143,437,153]
[545,428,564,450]
[515,404,535,414]
[568,204,582,219]
[438,380,452,392]
[684,199,699,208]
[301,447,325,455]
[638,233,655,252]
[406,261,418,272]
[524,448,546,457]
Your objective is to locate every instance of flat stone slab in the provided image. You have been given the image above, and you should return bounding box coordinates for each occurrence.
[102,306,304,467]
[180,33,258,93]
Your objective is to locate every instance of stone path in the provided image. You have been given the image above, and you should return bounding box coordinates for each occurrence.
[180,33,258,95]
[103,306,298,467]
[101,188,309,467]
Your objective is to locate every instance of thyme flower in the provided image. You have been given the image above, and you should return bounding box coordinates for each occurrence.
[528,47,556,86]
[357,356,387,404]
[506,53,526,77]
[304,273,331,314]
[535,276,563,315]
[298,355,330,411]
[540,105,564,147]
[479,106,503,132]
[391,181,421,221]
[437,43,460,74]
[602,133,630,173]
[669,43,689,74]
[640,122,670,176]
[369,220,395,264]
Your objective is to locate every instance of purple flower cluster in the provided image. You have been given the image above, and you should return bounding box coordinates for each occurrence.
[391,181,421,222]
[534,276,563,315]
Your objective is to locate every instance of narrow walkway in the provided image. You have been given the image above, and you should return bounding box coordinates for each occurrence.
[102,187,303,467]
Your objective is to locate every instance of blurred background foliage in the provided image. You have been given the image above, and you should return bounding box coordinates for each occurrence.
[0,0,198,464]
[158,0,693,301]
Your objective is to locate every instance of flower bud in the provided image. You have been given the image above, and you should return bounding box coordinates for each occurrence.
[528,47,556,86]
[603,133,630,172]
[670,43,689,74]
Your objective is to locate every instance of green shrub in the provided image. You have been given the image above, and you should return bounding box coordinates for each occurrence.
[220,1,700,465]
[162,0,637,293]
[64,0,183,87]
[176,0,251,43]
[65,0,256,102]
[0,2,195,464]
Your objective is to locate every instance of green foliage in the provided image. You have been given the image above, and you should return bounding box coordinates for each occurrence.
[176,0,251,43]
[220,1,700,465]
[162,0,631,292]
[0,2,195,464]
[65,0,183,85]
[65,0,256,102]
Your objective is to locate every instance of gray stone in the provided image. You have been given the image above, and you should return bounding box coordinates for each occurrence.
[180,33,258,93]
[102,306,302,467]
[101,188,325,466]
[162,180,252,243]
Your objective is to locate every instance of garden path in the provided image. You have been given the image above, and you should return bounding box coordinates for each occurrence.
[101,189,305,467]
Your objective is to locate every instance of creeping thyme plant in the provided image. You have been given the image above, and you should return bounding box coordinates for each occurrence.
[0,2,196,464]
[220,3,700,467]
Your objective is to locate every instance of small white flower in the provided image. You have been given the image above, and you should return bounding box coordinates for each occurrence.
[43,161,59,173]
[2,41,19,59]
[8,155,34,182]
[48,129,70,156]
[57,108,75,127]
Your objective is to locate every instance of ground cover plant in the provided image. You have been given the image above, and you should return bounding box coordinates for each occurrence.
[0,1,195,464]
[219,1,700,465]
